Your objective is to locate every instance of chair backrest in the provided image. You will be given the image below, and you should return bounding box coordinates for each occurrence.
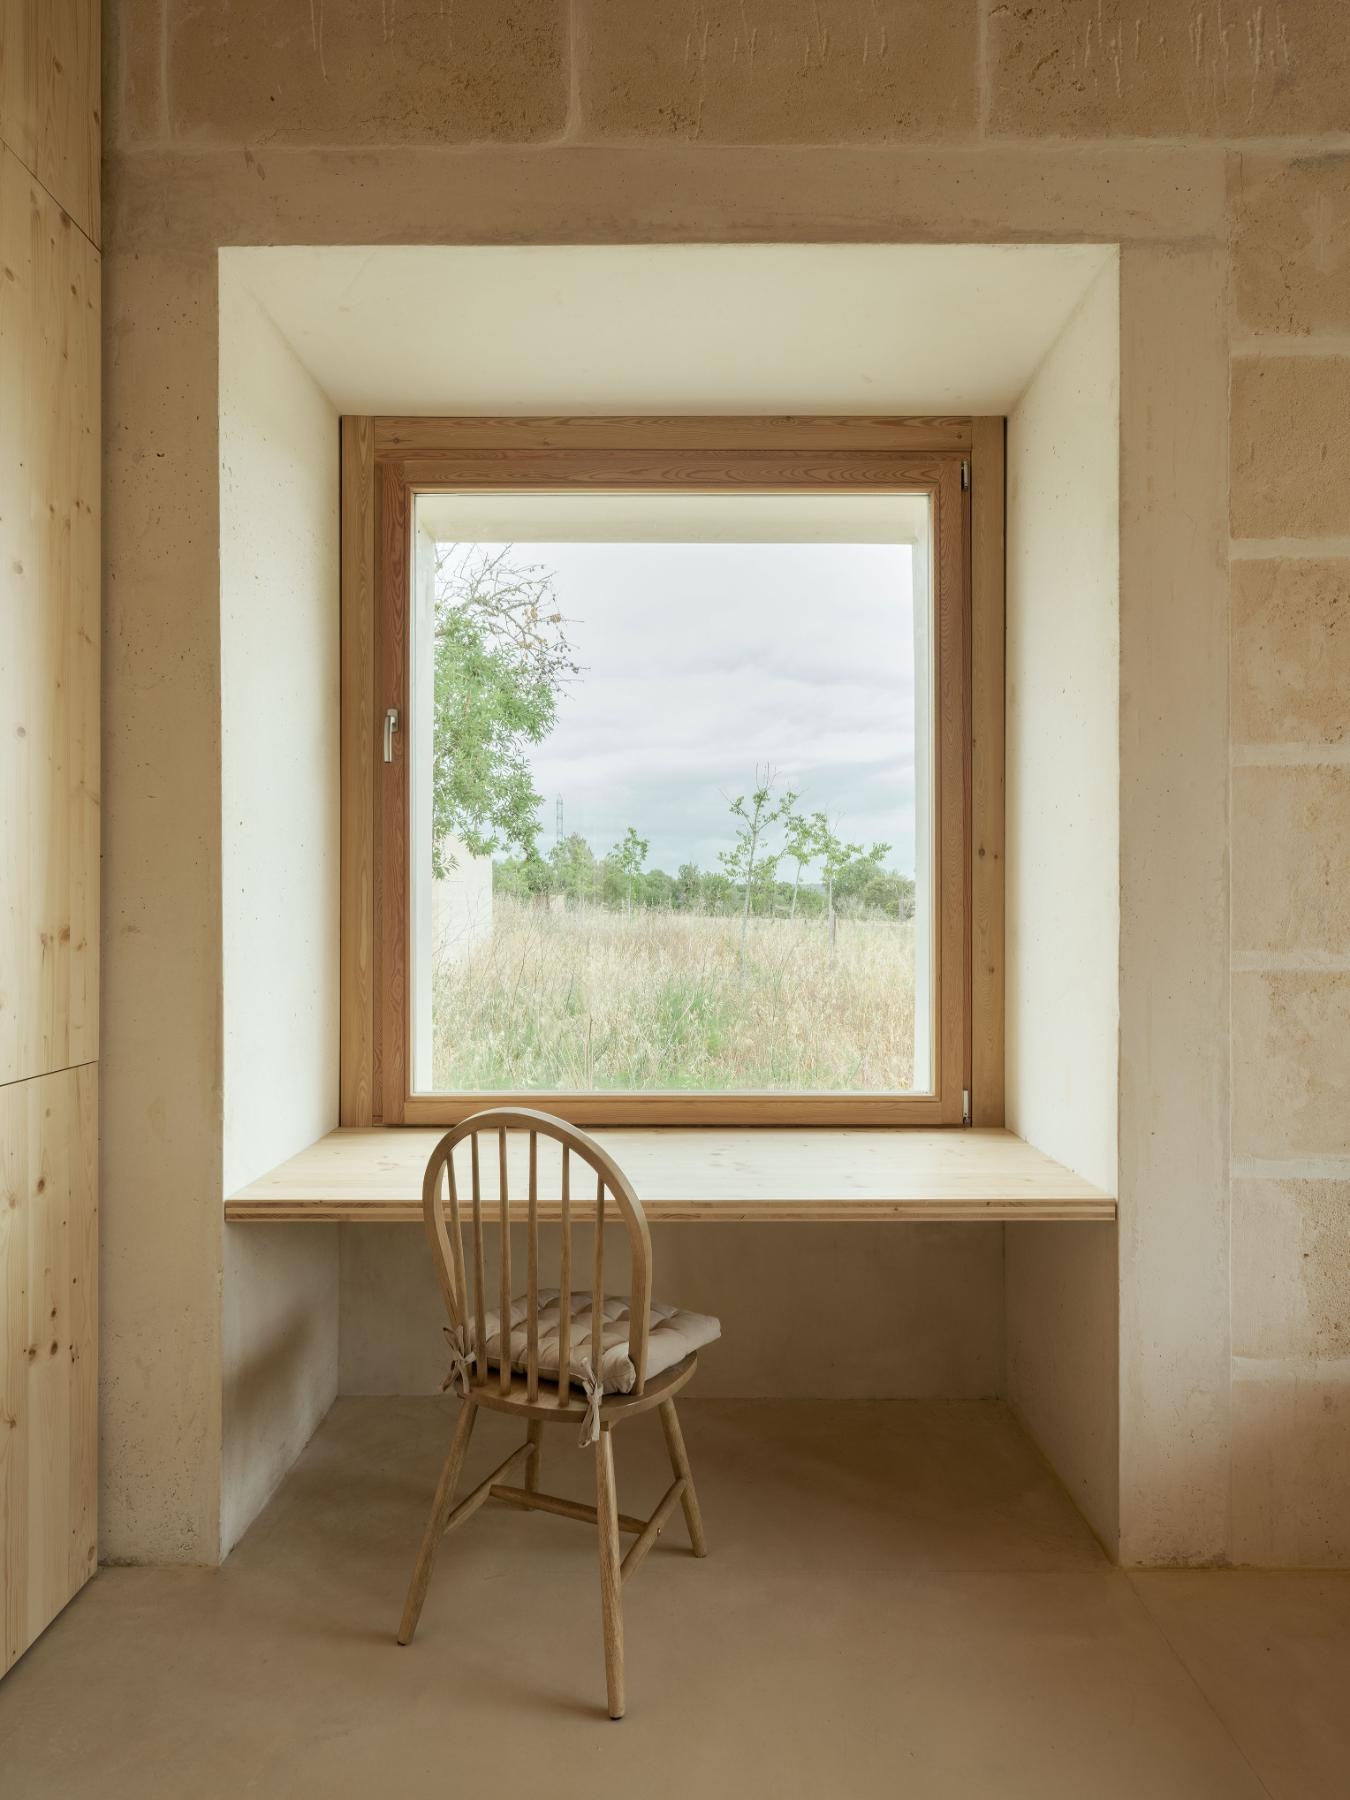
[421,1107,654,1401]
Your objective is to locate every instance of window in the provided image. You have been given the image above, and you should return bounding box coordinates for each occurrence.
[341,417,999,1127]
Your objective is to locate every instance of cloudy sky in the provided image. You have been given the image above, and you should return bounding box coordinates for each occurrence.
[465,539,919,880]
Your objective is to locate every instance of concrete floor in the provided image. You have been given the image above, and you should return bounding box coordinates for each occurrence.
[1,1399,1347,1799]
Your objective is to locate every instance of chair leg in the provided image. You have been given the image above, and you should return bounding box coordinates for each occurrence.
[594,1427,625,1720]
[659,1397,707,1557]
[524,1419,543,1493]
[397,1399,478,1646]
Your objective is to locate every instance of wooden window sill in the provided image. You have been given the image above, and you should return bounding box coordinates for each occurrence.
[224,1127,1114,1224]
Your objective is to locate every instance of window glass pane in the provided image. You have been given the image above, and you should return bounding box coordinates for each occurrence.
[409,492,934,1095]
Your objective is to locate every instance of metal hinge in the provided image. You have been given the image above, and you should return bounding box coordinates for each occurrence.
[962,1088,972,1126]
[383,707,400,762]
[960,460,970,491]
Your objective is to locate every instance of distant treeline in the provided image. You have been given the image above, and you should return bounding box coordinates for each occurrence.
[493,832,916,924]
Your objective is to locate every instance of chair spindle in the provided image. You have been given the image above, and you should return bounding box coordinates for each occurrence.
[557,1146,572,1407]
[445,1153,466,1327]
[526,1131,540,1401]
[498,1128,512,1396]
[591,1174,605,1384]
[471,1134,486,1389]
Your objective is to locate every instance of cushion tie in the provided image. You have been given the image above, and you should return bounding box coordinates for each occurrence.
[441,1324,477,1398]
[577,1358,604,1449]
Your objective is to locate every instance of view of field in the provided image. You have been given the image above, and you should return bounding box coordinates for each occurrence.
[415,522,927,1096]
[433,898,916,1093]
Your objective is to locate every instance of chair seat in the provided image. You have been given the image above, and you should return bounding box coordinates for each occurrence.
[464,1290,721,1398]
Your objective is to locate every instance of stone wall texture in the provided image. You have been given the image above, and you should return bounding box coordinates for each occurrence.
[102,0,1350,1567]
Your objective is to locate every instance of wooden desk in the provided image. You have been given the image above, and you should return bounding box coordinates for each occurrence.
[225,1127,1114,1224]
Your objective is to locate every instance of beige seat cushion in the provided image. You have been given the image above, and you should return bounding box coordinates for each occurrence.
[467,1289,720,1398]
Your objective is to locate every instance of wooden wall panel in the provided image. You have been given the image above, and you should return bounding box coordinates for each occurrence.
[0,0,101,244]
[0,145,100,1088]
[1,1064,98,1676]
[1,0,100,1675]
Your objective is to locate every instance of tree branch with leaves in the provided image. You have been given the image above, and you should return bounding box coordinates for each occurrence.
[720,770,798,965]
[430,545,580,880]
[783,807,826,919]
[810,813,879,966]
[609,826,650,912]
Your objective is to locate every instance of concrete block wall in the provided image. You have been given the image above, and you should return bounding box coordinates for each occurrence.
[101,0,1349,1566]
[1228,150,1350,1567]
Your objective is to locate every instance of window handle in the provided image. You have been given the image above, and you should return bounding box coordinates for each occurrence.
[383,707,400,763]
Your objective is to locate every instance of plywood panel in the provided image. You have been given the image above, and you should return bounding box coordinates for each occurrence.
[0,0,100,243]
[0,145,100,1087]
[1,1064,98,1676]
[226,1125,1115,1223]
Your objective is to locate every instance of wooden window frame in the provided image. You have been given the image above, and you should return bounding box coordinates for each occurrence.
[340,415,1004,1130]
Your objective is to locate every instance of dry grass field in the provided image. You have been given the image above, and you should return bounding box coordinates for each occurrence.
[432,897,917,1092]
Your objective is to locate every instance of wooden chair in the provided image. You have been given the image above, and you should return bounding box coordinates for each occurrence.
[396,1106,715,1719]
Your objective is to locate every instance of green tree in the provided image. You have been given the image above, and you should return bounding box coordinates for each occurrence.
[849,865,914,921]
[492,850,553,901]
[811,812,866,964]
[673,862,702,911]
[783,808,825,919]
[698,869,735,915]
[642,867,677,911]
[793,882,826,919]
[833,843,893,914]
[720,772,797,964]
[610,825,649,911]
[430,546,579,879]
[548,832,597,906]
